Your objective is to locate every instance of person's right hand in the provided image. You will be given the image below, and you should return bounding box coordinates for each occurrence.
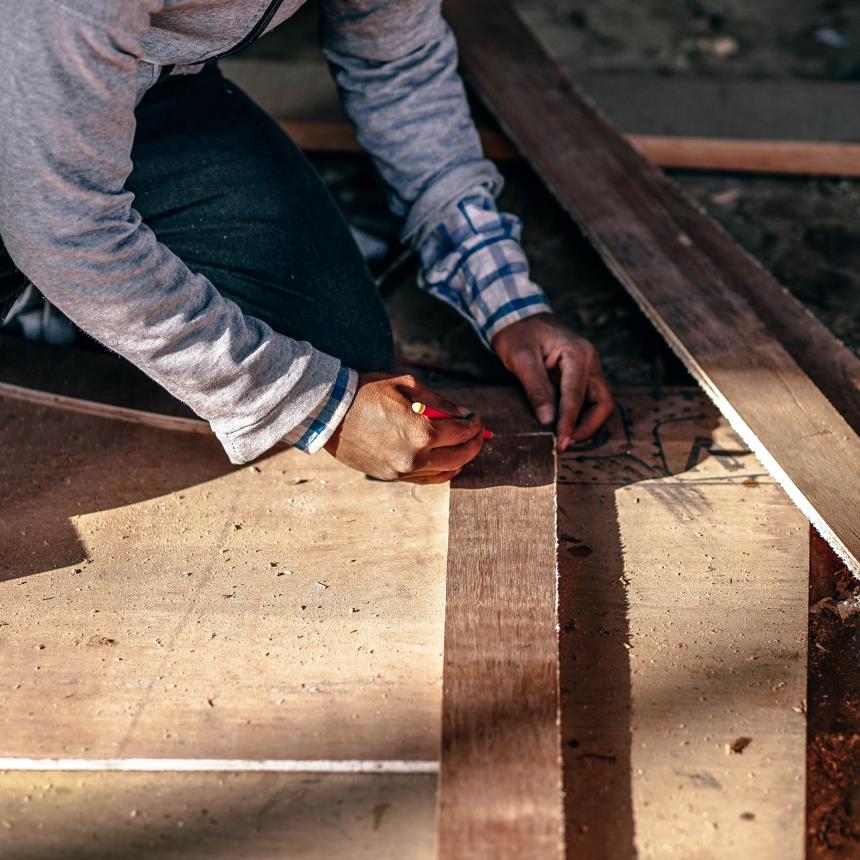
[323,373,487,484]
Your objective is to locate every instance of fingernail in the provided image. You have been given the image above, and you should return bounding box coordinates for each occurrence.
[536,405,554,425]
[456,406,474,417]
[560,435,571,452]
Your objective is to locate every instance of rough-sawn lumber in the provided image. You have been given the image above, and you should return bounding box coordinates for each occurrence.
[445,0,860,574]
[438,431,563,859]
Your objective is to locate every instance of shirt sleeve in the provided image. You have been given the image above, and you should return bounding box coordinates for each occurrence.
[320,0,553,345]
[0,0,353,463]
[418,193,553,346]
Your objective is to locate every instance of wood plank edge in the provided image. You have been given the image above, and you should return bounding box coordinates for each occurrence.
[0,382,210,436]
[437,435,564,857]
[277,119,860,177]
[613,280,860,576]
[0,758,439,774]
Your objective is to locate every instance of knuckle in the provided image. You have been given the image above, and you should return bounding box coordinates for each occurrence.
[390,451,417,476]
[399,374,419,389]
[411,425,433,451]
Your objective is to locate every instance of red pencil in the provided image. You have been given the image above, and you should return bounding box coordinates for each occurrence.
[411,401,494,439]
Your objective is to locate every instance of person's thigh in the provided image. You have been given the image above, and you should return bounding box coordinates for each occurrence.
[129,65,394,372]
[0,237,28,323]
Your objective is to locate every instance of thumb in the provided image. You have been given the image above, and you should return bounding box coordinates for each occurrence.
[509,348,556,426]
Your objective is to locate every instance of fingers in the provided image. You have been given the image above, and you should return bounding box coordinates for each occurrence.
[507,348,556,426]
[414,425,485,473]
[401,469,462,485]
[556,349,591,448]
[573,374,614,443]
[426,413,485,448]
[406,381,486,447]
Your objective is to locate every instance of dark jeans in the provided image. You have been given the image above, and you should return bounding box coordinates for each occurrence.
[0,64,394,372]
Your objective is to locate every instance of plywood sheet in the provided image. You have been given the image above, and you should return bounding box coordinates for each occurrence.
[0,399,448,762]
[1,389,809,860]
[0,771,436,860]
[557,389,808,858]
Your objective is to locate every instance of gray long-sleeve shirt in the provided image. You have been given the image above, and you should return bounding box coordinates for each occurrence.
[0,1,545,462]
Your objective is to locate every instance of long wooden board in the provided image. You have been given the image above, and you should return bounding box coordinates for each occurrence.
[558,391,808,858]
[445,0,860,574]
[437,433,563,859]
[276,118,860,177]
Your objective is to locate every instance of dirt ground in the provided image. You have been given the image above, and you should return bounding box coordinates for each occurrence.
[515,0,860,78]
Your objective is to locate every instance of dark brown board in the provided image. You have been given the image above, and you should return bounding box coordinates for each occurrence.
[437,433,563,859]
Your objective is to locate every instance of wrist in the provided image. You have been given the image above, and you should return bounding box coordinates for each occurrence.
[491,310,555,352]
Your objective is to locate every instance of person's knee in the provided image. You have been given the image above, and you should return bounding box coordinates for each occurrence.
[353,318,395,374]
[327,297,395,373]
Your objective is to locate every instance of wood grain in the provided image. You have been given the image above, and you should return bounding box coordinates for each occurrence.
[437,433,563,859]
[445,0,860,574]
[0,399,448,762]
[0,771,436,860]
[558,390,807,858]
[629,135,860,177]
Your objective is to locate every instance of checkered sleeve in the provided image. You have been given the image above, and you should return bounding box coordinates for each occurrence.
[417,195,553,347]
[283,365,358,454]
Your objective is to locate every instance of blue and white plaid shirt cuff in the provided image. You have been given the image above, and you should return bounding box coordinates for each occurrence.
[283,365,358,454]
[418,195,553,347]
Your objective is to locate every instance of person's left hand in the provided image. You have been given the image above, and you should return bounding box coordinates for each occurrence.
[491,313,614,451]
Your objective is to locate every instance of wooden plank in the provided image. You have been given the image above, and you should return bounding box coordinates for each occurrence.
[0,399,448,762]
[0,339,537,439]
[276,118,860,177]
[437,433,563,859]
[0,334,210,435]
[0,771,436,859]
[558,390,807,858]
[628,136,860,177]
[560,71,860,145]
[0,334,198,421]
[445,0,860,574]
[0,380,209,436]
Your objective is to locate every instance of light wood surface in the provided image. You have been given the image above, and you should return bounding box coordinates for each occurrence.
[0,771,436,860]
[0,399,448,762]
[437,433,563,859]
[445,0,860,575]
[0,389,810,856]
[629,135,860,178]
[558,390,808,858]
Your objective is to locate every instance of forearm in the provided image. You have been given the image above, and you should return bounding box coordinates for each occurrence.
[322,1,553,343]
[0,0,352,464]
[322,4,502,244]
